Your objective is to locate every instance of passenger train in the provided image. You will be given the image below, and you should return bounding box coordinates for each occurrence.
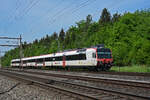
[11,45,113,71]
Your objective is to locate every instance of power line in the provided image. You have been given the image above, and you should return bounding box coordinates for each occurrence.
[47,0,76,23]
[48,0,91,24]
[0,45,19,47]
[0,35,23,68]
[71,0,95,14]
[92,0,124,18]
[16,0,36,19]
[48,0,96,28]
[29,0,68,33]
[52,0,93,24]
[4,0,22,33]
[0,36,21,46]
[0,37,21,40]
[0,51,7,54]
[19,0,40,19]
[9,0,39,24]
[7,0,21,22]
[30,0,78,32]
[30,0,95,35]
[4,0,40,38]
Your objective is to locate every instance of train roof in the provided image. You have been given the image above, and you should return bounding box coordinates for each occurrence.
[11,44,104,61]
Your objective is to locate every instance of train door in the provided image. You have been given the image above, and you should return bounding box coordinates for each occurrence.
[62,55,66,68]
[43,58,45,68]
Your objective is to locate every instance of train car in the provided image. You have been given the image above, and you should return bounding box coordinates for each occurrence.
[11,45,113,71]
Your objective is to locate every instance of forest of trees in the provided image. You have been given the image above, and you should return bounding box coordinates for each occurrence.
[2,8,150,67]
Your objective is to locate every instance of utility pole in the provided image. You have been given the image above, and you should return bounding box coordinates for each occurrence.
[0,51,6,68]
[19,34,23,69]
[57,38,60,52]
[0,50,1,68]
[0,35,23,68]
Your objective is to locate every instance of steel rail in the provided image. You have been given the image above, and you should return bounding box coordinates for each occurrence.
[5,68,150,89]
[0,70,149,100]
[0,70,97,100]
[4,67,150,77]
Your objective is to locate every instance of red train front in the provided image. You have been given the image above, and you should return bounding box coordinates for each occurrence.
[96,47,113,71]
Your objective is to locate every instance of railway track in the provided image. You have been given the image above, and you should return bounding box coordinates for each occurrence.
[4,68,150,88]
[0,70,99,100]
[4,67,150,77]
[0,69,150,100]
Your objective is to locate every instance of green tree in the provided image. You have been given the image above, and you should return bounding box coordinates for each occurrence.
[59,28,65,41]
[99,8,111,24]
[2,9,150,67]
[112,12,121,23]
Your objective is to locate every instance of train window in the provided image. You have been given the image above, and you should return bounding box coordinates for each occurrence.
[71,55,75,60]
[31,59,35,62]
[45,57,53,61]
[79,54,86,60]
[72,55,77,60]
[23,61,26,64]
[60,56,63,61]
[14,61,20,63]
[26,60,29,62]
[56,56,63,61]
[27,59,35,63]
[92,53,96,58]
[37,58,43,63]
[12,61,14,63]
[66,54,86,60]
[77,49,86,53]
[66,55,70,60]
[97,48,111,52]
[53,57,55,61]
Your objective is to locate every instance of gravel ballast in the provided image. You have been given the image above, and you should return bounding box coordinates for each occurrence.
[25,69,150,82]
[0,75,75,100]
[5,70,150,98]
[7,68,150,81]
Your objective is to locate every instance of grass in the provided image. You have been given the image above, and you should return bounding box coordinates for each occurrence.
[110,65,150,73]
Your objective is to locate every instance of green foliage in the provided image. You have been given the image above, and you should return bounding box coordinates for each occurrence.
[99,8,111,24]
[2,9,150,67]
[59,28,65,42]
[111,65,150,73]
[112,13,121,23]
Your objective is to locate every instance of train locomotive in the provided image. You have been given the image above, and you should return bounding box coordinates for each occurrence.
[11,45,113,71]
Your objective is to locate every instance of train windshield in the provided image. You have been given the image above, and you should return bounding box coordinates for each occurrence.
[97,48,112,59]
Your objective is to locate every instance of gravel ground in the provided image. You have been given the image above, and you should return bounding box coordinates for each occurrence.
[10,71,150,98]
[24,69,150,82]
[0,75,75,100]
[3,68,150,99]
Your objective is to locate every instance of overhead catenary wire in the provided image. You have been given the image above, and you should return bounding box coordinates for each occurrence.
[47,0,77,23]
[48,0,94,24]
[4,0,38,34]
[4,0,21,33]
[47,0,97,31]
[49,0,125,32]
[92,0,124,17]
[18,0,40,19]
[30,0,95,34]
[28,0,66,32]
[9,0,39,25]
[32,0,89,28]
[29,0,74,33]
[7,0,21,22]
[16,0,36,19]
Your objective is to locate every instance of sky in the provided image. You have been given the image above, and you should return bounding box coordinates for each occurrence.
[0,0,150,54]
